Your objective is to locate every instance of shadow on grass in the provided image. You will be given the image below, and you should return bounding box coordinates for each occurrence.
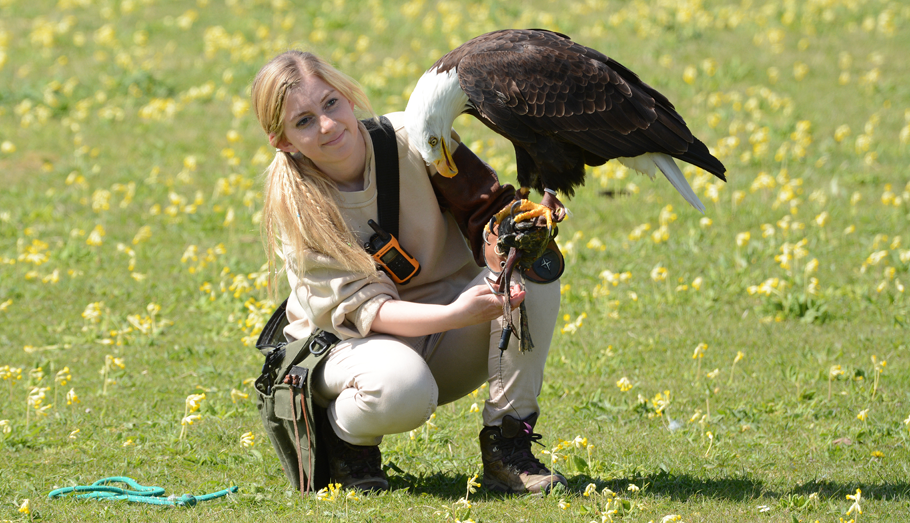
[568,472,910,502]
[391,469,769,501]
[390,470,499,500]
[389,467,910,502]
[791,479,910,501]
[567,472,770,501]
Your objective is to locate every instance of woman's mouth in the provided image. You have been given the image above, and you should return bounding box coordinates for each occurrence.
[324,131,345,146]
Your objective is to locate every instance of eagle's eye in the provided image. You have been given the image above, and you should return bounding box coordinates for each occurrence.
[428,137,439,147]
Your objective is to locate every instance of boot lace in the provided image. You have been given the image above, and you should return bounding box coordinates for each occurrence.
[495,425,548,474]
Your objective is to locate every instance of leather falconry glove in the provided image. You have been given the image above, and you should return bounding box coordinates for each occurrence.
[430,143,564,352]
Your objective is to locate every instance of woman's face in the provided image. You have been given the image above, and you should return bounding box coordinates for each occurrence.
[272,74,365,190]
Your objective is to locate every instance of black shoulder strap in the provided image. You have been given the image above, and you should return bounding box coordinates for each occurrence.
[362,116,399,238]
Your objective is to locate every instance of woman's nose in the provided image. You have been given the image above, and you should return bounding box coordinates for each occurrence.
[318,114,337,133]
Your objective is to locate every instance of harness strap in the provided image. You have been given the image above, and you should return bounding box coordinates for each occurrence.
[289,391,304,498]
[363,116,400,237]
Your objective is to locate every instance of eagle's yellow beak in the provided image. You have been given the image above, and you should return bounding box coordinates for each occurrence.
[433,139,459,178]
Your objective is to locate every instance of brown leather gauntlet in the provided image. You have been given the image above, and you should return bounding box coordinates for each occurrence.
[430,143,516,267]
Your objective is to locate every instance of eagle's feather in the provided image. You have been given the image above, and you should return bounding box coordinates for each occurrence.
[406,29,726,209]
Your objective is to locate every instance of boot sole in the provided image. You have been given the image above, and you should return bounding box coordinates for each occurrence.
[482,475,564,495]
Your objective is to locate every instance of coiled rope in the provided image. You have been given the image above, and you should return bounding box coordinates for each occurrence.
[48,476,238,507]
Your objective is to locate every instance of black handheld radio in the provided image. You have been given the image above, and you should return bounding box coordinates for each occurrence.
[364,219,420,284]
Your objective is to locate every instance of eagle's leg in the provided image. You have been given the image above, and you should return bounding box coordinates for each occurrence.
[482,189,566,237]
[485,199,552,235]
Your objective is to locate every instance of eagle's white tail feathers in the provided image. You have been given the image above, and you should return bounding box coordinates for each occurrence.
[619,153,705,214]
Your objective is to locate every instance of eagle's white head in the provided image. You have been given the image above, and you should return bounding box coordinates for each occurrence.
[404,67,469,177]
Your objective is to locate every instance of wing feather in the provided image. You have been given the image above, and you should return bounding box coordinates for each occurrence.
[431,29,725,195]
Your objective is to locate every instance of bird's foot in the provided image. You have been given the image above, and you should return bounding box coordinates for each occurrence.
[484,199,557,237]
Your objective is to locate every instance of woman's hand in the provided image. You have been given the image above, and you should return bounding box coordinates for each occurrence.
[370,282,526,338]
[448,282,526,326]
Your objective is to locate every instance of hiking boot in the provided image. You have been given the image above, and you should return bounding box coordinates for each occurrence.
[479,412,568,494]
[321,418,389,492]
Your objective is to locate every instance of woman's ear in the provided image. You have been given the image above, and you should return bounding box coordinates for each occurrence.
[269,133,297,154]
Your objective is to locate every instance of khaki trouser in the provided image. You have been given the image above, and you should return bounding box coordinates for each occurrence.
[311,269,560,446]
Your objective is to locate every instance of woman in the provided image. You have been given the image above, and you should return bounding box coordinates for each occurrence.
[251,50,566,494]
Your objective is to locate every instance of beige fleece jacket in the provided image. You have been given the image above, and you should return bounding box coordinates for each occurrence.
[283,112,480,342]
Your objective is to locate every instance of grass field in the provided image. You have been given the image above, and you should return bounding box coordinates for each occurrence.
[2,0,910,521]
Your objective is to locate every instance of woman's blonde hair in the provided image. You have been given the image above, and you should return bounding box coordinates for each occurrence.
[252,51,379,296]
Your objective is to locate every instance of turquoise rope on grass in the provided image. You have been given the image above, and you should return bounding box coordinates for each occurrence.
[48,476,238,507]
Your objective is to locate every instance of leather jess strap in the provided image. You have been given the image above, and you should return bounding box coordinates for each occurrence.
[482,223,565,284]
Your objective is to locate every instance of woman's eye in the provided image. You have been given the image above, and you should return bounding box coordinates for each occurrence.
[296,116,311,127]
[326,98,337,108]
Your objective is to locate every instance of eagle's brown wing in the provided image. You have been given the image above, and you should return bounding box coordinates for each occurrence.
[434,29,725,194]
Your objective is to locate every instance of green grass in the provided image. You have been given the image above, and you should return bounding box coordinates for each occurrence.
[2,0,910,521]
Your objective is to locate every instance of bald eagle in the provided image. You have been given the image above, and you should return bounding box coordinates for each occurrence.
[404,29,727,222]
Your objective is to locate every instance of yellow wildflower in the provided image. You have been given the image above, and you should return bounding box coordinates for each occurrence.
[240,431,255,447]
